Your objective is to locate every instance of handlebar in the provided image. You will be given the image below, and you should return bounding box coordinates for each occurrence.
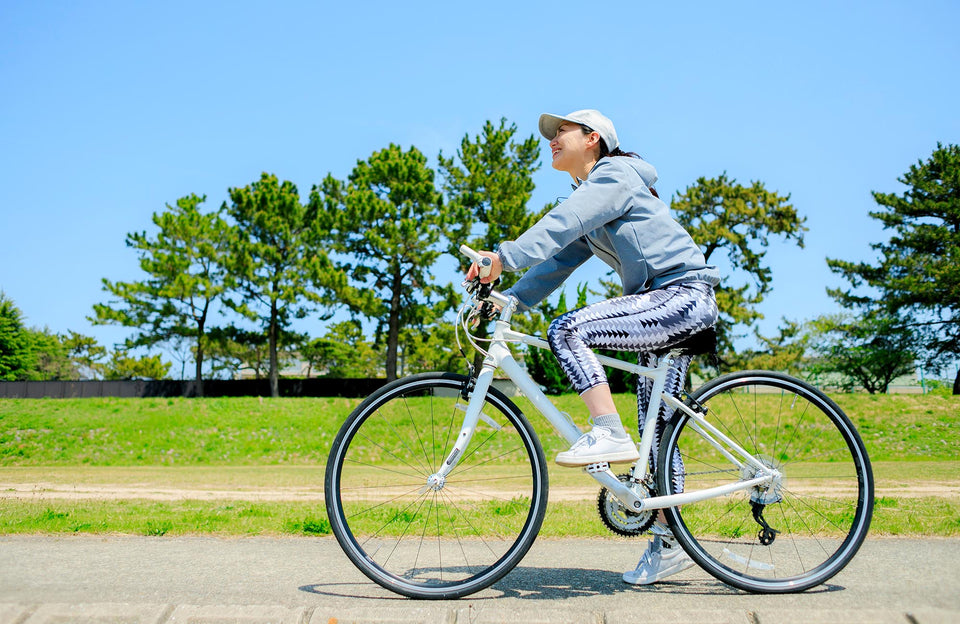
[459,244,493,279]
[458,244,515,321]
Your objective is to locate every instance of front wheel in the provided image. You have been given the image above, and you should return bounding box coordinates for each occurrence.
[324,372,548,599]
[657,371,873,593]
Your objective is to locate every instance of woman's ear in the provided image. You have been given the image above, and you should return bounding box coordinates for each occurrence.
[585,130,602,151]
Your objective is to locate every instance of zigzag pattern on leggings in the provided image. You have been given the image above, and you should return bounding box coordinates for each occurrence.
[547,282,717,395]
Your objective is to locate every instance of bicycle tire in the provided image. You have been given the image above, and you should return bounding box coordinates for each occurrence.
[657,370,873,593]
[324,372,548,599]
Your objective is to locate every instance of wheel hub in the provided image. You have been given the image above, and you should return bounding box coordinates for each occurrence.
[742,455,785,505]
[425,473,446,491]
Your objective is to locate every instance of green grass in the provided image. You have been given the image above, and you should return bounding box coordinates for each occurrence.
[0,393,958,536]
[0,396,354,466]
[0,498,331,536]
[1,460,956,537]
[537,497,960,538]
[2,392,956,466]
[1,494,955,537]
[829,393,960,461]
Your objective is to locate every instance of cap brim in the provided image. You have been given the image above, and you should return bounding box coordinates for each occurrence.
[538,113,568,140]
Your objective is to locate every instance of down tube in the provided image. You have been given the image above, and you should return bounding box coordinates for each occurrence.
[497,354,582,445]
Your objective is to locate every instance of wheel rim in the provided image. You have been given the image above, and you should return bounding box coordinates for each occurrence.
[327,376,546,596]
[664,374,873,591]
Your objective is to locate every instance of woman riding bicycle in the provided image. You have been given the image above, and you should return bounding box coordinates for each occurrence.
[466,109,720,585]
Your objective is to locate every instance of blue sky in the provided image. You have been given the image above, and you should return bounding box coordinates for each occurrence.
[2,1,958,372]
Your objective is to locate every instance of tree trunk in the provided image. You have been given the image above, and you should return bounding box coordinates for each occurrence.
[385,268,402,382]
[194,341,205,398]
[953,369,960,395]
[269,300,279,398]
[195,316,206,398]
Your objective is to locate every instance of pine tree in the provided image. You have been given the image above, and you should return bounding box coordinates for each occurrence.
[672,173,807,366]
[91,194,230,395]
[224,173,347,396]
[0,293,33,380]
[312,146,452,381]
[827,144,960,392]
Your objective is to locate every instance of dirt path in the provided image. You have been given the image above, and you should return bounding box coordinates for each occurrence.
[2,481,958,501]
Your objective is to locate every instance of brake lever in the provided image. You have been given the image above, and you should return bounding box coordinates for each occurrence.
[461,277,499,298]
[461,278,481,295]
[478,300,499,321]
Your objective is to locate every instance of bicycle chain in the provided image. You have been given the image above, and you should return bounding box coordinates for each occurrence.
[597,474,657,537]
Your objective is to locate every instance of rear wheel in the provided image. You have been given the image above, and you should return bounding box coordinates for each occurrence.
[324,372,548,599]
[658,371,873,593]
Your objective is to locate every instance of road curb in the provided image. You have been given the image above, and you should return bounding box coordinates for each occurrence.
[4,603,959,624]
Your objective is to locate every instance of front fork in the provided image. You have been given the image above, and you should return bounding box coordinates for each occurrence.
[434,364,497,480]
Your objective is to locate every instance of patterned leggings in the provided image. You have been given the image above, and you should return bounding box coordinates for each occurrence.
[547,282,718,487]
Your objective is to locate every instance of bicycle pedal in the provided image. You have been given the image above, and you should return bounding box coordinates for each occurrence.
[584,462,611,474]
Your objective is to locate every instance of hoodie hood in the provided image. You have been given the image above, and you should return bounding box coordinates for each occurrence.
[604,155,658,189]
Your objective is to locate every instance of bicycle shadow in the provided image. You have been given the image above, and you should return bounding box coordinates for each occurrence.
[297,566,661,601]
[300,566,844,601]
[493,565,734,599]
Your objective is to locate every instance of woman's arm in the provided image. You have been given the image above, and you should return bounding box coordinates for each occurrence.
[498,160,633,272]
[503,238,593,311]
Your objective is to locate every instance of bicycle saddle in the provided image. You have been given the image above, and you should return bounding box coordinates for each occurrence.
[652,326,718,357]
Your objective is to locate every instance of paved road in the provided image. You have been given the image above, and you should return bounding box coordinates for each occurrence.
[1,536,957,623]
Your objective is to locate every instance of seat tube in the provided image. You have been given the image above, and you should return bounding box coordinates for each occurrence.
[633,357,669,480]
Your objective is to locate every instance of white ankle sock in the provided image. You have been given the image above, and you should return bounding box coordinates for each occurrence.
[593,413,628,438]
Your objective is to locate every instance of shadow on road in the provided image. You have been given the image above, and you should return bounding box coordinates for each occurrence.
[497,566,845,600]
[299,565,845,601]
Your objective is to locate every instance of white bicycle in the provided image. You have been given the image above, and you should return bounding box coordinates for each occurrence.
[324,245,874,599]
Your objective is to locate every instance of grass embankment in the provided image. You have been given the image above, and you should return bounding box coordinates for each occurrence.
[1,393,958,537]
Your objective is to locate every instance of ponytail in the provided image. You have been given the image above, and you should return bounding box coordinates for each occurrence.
[604,145,641,159]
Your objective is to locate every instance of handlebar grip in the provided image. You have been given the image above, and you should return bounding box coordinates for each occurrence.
[460,244,492,279]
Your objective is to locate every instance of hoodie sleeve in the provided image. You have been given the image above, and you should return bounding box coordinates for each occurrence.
[497,159,635,272]
[502,238,593,311]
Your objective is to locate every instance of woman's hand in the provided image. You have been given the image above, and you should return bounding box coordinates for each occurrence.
[465,250,503,284]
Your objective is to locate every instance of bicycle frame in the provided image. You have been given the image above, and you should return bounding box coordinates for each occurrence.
[440,287,780,515]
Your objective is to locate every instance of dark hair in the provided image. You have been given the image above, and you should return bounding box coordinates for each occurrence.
[581,126,660,198]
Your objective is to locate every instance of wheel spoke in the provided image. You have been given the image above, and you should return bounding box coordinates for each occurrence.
[661,372,873,593]
[325,375,546,598]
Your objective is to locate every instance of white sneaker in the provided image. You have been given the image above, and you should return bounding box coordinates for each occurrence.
[623,534,695,585]
[554,426,640,467]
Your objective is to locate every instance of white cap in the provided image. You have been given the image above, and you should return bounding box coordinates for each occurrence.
[539,109,619,152]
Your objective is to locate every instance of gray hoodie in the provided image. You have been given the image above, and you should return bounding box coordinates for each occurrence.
[499,156,720,311]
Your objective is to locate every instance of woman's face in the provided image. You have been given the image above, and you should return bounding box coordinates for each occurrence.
[549,122,596,174]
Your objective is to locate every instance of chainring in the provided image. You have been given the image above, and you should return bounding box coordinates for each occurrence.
[597,474,656,537]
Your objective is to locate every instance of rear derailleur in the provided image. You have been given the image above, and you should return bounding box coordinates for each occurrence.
[751,500,780,545]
